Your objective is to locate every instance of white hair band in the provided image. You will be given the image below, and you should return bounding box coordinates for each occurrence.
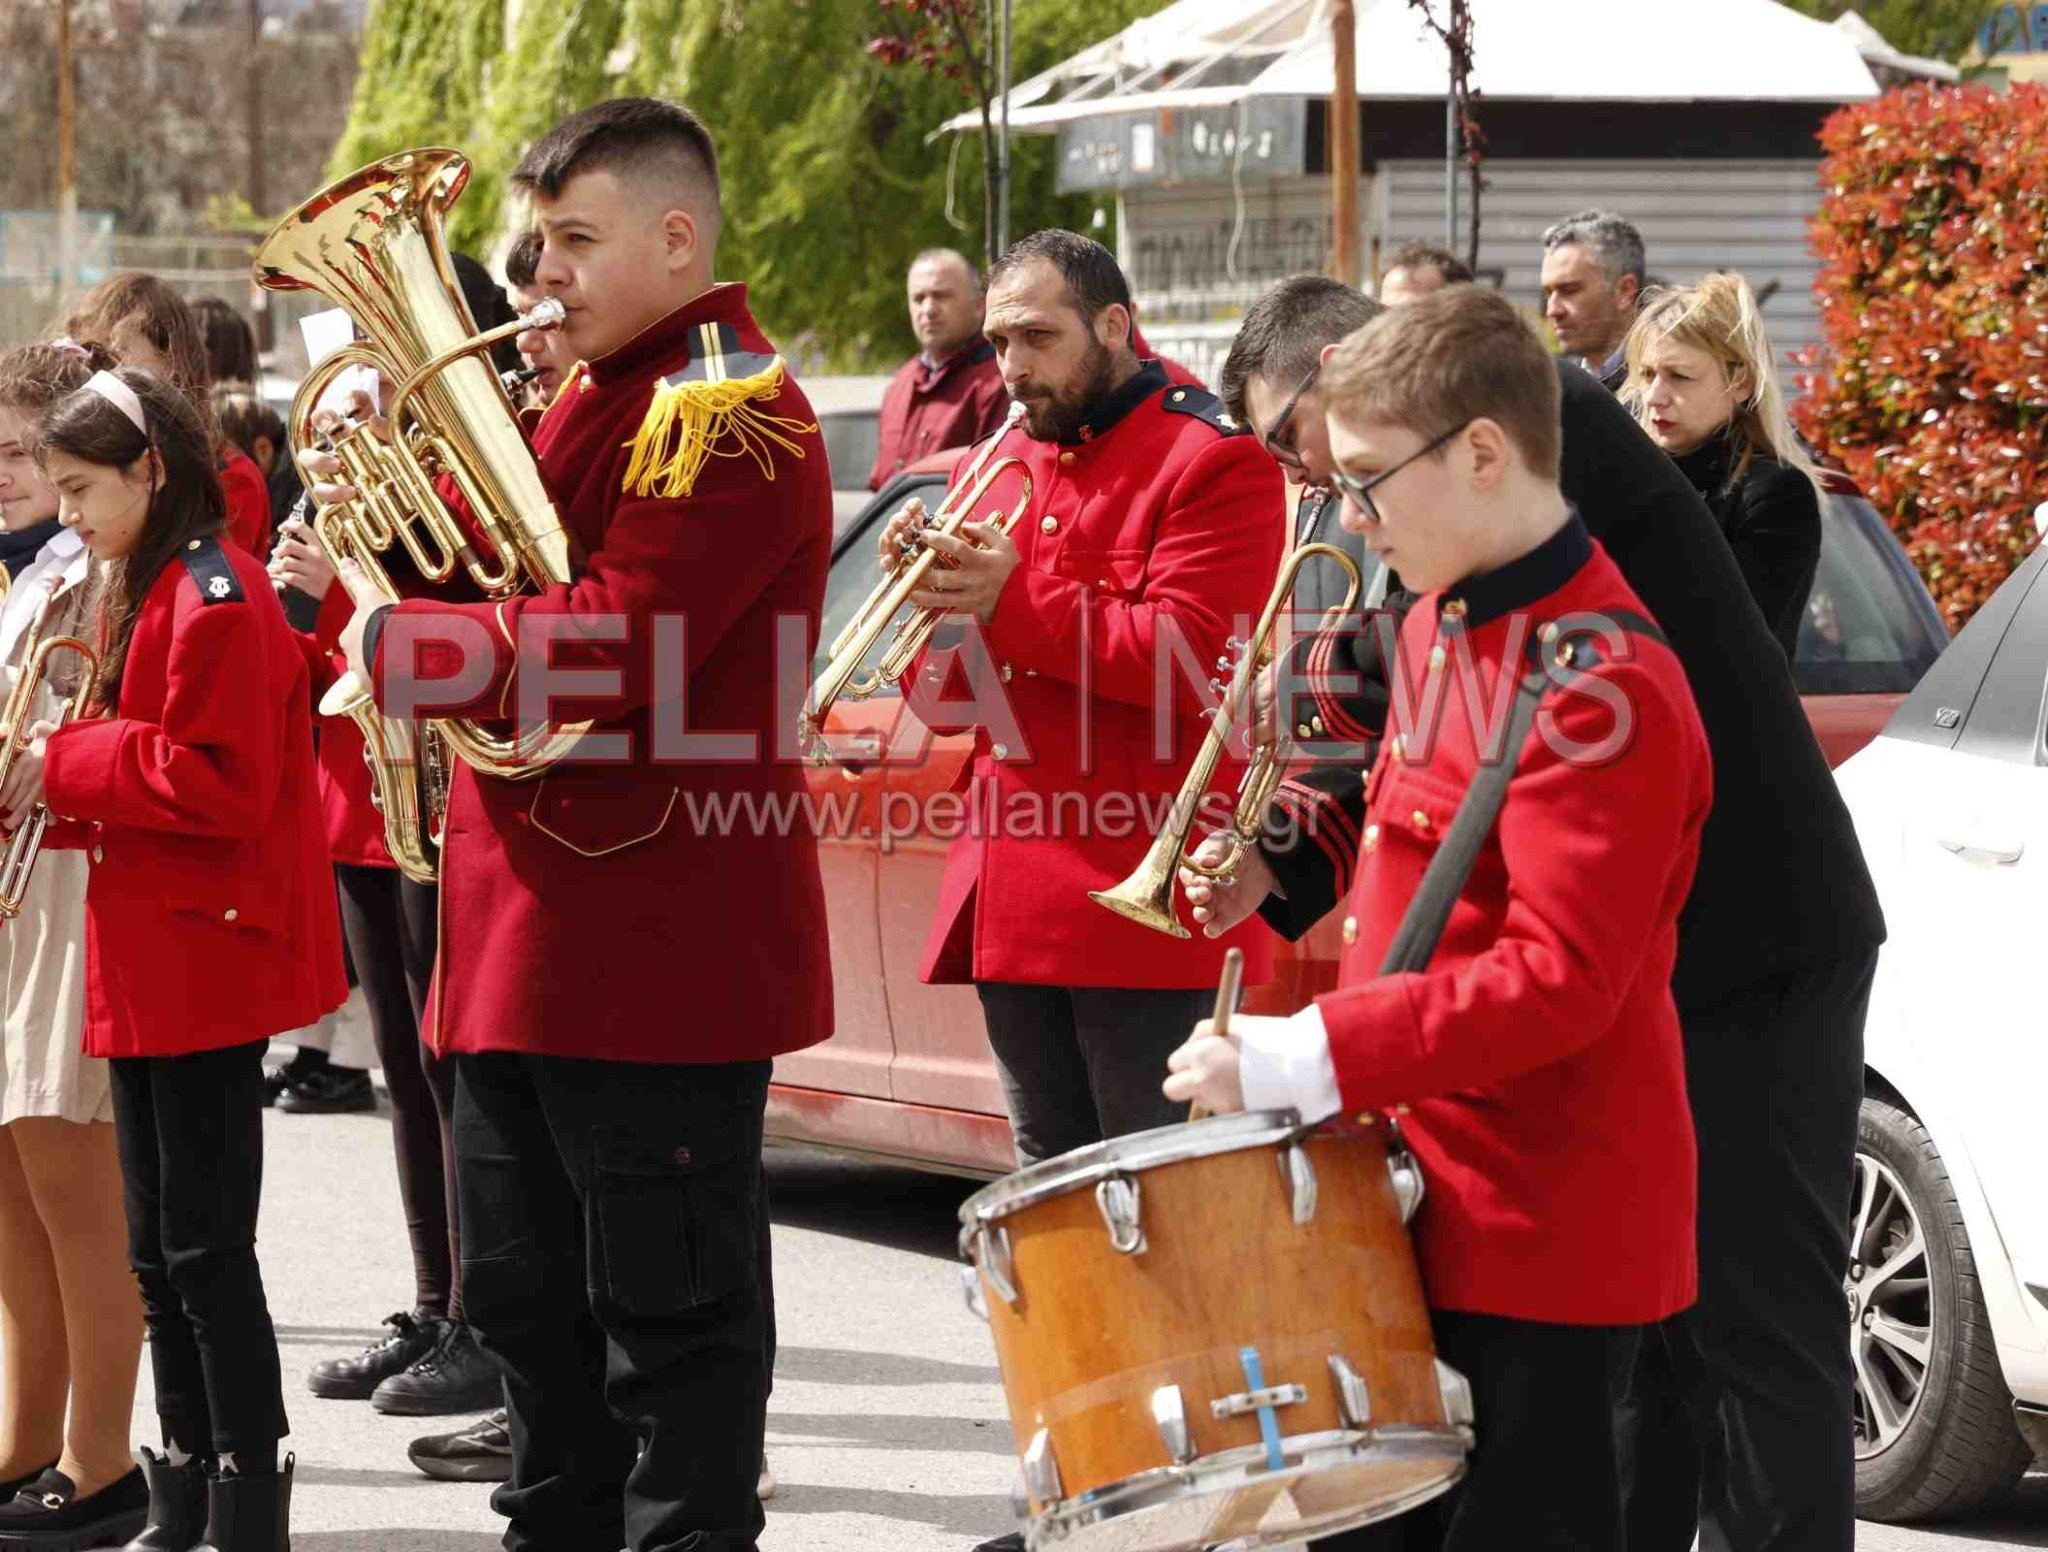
[84,371,147,436]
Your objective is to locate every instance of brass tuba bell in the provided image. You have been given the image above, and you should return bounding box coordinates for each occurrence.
[254,147,589,804]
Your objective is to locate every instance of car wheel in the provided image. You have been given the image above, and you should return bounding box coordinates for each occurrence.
[1850,1095,2032,1521]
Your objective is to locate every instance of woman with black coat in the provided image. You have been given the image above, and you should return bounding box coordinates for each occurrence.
[1625,271,1823,658]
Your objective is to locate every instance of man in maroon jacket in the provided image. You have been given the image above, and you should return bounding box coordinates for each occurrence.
[868,247,1008,489]
[325,99,831,1552]
[1168,287,1711,1552]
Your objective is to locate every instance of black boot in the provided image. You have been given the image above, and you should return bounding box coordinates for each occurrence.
[370,1323,501,1416]
[121,1450,208,1552]
[305,1310,443,1400]
[191,1459,290,1552]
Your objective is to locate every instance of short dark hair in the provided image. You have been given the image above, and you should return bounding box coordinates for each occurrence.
[987,230,1131,324]
[1218,275,1382,421]
[911,247,981,292]
[505,231,543,292]
[513,97,722,230]
[1323,285,1561,481]
[1384,241,1474,286]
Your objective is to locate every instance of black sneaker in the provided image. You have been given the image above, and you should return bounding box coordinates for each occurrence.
[0,1465,148,1550]
[406,1411,511,1483]
[307,1310,444,1400]
[274,1067,375,1115]
[372,1322,502,1416]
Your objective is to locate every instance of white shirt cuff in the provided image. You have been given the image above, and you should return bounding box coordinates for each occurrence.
[1237,1005,1344,1124]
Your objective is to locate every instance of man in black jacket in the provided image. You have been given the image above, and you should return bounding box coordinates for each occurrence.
[1206,276,1881,1552]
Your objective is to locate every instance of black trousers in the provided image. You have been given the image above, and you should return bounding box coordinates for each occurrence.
[335,862,459,1319]
[454,1052,774,1552]
[109,1040,289,1461]
[1314,1311,1638,1552]
[976,983,1211,1164]
[1618,950,1874,1552]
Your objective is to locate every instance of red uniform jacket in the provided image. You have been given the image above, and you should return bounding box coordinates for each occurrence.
[220,447,273,559]
[294,584,390,868]
[43,538,346,1058]
[367,284,834,1066]
[1317,519,1709,1326]
[911,365,1283,989]
[869,339,1008,490]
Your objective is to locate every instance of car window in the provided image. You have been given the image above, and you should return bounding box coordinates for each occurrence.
[816,474,949,681]
[1793,492,1949,695]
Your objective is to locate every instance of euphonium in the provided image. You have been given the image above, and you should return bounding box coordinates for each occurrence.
[1089,541,1364,938]
[802,402,1033,752]
[253,147,588,784]
[0,619,99,921]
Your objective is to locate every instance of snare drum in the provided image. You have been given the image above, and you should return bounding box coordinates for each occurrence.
[960,1111,1471,1551]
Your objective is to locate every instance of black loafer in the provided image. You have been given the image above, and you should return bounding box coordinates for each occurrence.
[372,1322,502,1416]
[0,1466,148,1550]
[0,1470,53,1507]
[275,1067,375,1115]
[307,1310,443,1400]
[406,1411,511,1483]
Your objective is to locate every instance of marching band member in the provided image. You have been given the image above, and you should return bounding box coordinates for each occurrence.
[880,229,1283,1170]
[265,526,501,1418]
[320,99,832,1550]
[1202,275,1884,1551]
[1167,287,1712,1551]
[503,231,578,411]
[0,344,147,1551]
[66,276,274,560]
[0,367,343,1552]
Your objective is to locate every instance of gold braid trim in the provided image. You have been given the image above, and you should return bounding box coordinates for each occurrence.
[618,358,814,499]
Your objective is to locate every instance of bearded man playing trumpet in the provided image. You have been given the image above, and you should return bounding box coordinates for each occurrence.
[879,230,1282,1178]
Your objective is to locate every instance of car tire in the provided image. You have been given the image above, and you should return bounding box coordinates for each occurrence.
[1851,1095,2032,1521]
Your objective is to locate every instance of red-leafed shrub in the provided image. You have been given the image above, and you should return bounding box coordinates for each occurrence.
[1796,83,2048,629]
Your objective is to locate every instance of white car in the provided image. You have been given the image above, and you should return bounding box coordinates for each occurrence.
[1835,540,2048,1520]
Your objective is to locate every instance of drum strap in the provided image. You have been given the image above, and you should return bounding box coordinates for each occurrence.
[1375,608,1667,977]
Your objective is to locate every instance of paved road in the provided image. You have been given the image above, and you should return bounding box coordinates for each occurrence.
[154,1094,2048,1550]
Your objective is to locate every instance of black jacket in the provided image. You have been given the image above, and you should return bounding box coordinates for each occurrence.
[1671,431,1821,660]
[1262,361,1883,1015]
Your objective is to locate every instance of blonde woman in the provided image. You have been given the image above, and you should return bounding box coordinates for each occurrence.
[1624,271,1823,657]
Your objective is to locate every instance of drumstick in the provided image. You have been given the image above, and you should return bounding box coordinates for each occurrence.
[1188,947,1245,1123]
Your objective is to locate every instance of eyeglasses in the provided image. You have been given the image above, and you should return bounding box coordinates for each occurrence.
[1258,362,1322,470]
[1329,421,1472,527]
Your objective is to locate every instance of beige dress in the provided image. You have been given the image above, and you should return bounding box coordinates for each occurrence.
[0,540,105,1127]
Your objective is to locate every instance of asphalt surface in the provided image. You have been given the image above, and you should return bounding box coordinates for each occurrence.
[115,1071,2048,1550]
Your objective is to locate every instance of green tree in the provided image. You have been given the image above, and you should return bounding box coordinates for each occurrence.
[322,0,1169,369]
[1779,0,1997,61]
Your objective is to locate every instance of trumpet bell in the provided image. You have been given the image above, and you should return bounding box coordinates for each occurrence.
[1086,877,1193,940]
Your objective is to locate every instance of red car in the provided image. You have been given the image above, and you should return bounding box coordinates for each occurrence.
[768,455,1948,1177]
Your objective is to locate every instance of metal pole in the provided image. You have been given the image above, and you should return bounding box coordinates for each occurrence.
[246,0,266,217]
[1444,73,1458,252]
[1330,0,1359,286]
[57,0,77,303]
[997,0,1013,255]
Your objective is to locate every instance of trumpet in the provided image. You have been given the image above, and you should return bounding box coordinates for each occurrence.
[1089,541,1364,938]
[802,402,1032,753]
[0,621,99,921]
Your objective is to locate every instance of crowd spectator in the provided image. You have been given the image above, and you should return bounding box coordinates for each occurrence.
[1378,239,1474,306]
[1539,209,1645,390]
[868,247,1007,490]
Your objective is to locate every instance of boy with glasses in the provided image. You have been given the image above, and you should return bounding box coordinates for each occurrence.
[1167,285,1712,1551]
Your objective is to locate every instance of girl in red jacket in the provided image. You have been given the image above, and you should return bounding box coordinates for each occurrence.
[0,367,344,1552]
